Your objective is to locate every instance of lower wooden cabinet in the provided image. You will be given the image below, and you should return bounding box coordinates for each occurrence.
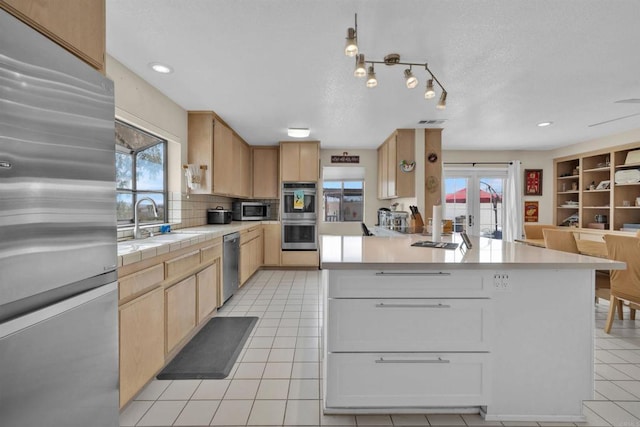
[240,226,263,286]
[119,287,164,408]
[281,250,318,267]
[263,224,281,266]
[197,263,218,324]
[165,276,197,354]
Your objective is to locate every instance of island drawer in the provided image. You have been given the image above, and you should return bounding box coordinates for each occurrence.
[326,270,487,298]
[327,298,490,352]
[325,352,490,408]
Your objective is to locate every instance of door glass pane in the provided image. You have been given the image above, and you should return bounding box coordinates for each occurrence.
[444,177,469,233]
[478,178,504,240]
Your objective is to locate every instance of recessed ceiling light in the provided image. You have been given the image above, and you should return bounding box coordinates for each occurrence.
[537,121,553,127]
[287,128,310,138]
[149,62,173,74]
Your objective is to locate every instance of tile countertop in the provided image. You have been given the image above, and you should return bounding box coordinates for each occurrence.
[117,221,278,267]
[319,234,626,271]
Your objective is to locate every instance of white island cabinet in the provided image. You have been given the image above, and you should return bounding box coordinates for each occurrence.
[319,234,625,422]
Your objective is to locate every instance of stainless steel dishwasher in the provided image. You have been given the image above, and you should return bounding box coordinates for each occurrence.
[222,232,240,304]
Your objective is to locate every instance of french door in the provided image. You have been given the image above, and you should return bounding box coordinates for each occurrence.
[443,169,507,239]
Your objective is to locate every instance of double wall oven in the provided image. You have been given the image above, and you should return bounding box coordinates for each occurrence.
[282,182,317,250]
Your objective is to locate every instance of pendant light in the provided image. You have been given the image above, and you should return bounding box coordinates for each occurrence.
[436,91,447,110]
[404,68,418,89]
[345,28,358,57]
[424,79,435,99]
[354,54,366,78]
[366,65,377,88]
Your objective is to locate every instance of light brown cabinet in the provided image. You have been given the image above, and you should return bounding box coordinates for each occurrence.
[1,0,105,72]
[281,250,319,267]
[263,223,281,266]
[118,287,164,407]
[165,276,197,354]
[188,112,251,197]
[554,142,640,231]
[197,264,218,324]
[253,147,279,198]
[240,226,263,286]
[377,130,415,199]
[280,141,320,182]
[118,237,222,407]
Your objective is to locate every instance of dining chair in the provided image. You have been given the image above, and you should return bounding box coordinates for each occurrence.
[603,234,640,333]
[543,228,612,305]
[524,224,557,240]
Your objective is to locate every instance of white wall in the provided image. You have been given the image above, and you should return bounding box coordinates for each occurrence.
[106,55,187,193]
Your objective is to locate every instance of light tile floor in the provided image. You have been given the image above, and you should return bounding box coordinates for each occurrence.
[120,269,640,426]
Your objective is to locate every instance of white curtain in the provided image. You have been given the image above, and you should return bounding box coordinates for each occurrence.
[504,160,523,241]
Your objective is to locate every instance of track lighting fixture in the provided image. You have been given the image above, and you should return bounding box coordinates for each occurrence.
[366,65,377,88]
[343,13,447,108]
[424,79,435,99]
[404,68,418,89]
[436,91,447,110]
[345,27,358,57]
[354,54,366,78]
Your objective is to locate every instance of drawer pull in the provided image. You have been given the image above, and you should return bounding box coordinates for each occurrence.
[375,357,450,364]
[375,272,451,276]
[375,303,451,309]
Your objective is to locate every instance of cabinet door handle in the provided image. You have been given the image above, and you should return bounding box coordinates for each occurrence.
[375,357,450,364]
[375,303,451,309]
[374,272,451,276]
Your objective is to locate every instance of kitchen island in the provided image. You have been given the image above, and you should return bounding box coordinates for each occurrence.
[320,234,625,422]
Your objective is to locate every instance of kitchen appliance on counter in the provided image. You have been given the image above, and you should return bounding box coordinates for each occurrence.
[207,206,233,224]
[0,9,118,427]
[232,201,271,221]
[222,232,240,303]
[377,207,391,227]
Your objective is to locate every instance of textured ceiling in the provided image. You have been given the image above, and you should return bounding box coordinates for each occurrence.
[106,0,640,150]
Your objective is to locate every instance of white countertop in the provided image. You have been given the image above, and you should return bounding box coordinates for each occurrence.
[319,234,626,270]
[117,221,278,267]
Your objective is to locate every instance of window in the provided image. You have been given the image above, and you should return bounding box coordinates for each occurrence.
[115,121,167,227]
[323,180,364,222]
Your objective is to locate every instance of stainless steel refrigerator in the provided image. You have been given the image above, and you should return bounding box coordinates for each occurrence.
[0,9,119,427]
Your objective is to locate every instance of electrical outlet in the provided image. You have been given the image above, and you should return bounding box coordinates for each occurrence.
[493,273,510,291]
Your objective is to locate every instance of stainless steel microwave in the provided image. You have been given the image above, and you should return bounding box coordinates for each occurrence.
[232,202,271,221]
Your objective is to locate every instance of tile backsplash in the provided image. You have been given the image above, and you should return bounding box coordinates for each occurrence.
[117,192,279,240]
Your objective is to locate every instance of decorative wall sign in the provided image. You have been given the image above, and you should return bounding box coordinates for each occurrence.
[524,200,539,222]
[331,152,360,163]
[524,169,543,196]
[400,160,415,172]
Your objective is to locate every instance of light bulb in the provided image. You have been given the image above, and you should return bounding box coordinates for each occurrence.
[424,79,435,99]
[354,54,366,78]
[436,91,447,110]
[344,28,358,57]
[404,69,418,89]
[366,66,377,88]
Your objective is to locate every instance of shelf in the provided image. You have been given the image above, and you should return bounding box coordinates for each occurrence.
[616,161,640,170]
[615,206,640,209]
[583,189,610,193]
[557,175,580,180]
[583,167,611,172]
[582,206,610,209]
[557,191,580,194]
[615,182,640,187]
[558,206,579,209]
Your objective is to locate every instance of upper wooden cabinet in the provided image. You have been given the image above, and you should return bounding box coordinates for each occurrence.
[1,0,105,72]
[280,141,320,182]
[378,129,415,199]
[253,147,279,198]
[188,111,251,198]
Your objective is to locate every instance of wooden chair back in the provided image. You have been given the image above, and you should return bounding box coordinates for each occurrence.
[524,224,557,240]
[604,235,640,303]
[543,228,579,253]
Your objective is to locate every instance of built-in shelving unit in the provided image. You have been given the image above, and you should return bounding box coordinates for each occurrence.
[554,142,640,232]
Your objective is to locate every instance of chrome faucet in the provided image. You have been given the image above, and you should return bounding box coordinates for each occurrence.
[133,197,158,239]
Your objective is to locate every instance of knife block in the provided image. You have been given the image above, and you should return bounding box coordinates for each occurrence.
[410,213,424,230]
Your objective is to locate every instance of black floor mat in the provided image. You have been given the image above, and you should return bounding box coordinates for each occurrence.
[157,316,258,380]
